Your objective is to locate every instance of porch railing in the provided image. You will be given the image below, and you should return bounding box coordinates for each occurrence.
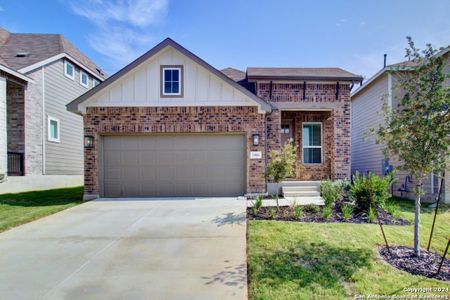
[7,152,24,176]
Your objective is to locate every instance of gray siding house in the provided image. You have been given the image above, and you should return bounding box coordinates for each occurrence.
[0,27,106,193]
[351,47,450,204]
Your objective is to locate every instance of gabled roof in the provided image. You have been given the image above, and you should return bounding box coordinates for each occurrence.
[247,67,363,82]
[67,38,273,114]
[0,27,106,79]
[352,45,450,98]
[0,63,34,83]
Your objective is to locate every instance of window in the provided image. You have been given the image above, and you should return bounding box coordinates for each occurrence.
[161,66,183,97]
[64,61,75,80]
[303,123,322,164]
[48,116,60,143]
[93,79,100,87]
[80,71,89,88]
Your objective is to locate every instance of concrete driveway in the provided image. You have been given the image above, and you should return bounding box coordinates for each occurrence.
[0,198,247,300]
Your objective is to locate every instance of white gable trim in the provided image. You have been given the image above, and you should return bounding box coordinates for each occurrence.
[19,53,104,81]
[67,38,272,115]
[0,64,34,83]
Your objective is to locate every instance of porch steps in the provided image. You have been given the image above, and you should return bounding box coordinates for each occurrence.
[281,181,324,205]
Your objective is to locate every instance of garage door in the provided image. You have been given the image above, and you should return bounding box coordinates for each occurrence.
[101,134,246,197]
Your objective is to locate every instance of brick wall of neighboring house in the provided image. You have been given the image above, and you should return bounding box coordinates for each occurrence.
[83,106,266,196]
[7,82,25,153]
[257,82,351,180]
[24,69,43,175]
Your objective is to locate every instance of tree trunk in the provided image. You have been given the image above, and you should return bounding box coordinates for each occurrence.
[414,181,423,256]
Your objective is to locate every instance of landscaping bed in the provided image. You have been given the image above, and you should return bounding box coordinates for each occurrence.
[247,203,410,225]
[379,246,450,281]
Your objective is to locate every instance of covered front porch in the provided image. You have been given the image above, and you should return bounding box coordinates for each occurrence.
[280,110,334,181]
[0,70,28,180]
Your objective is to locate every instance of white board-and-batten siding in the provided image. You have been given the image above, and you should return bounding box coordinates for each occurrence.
[81,47,256,111]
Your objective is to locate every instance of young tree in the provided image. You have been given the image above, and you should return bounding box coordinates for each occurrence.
[376,37,450,256]
[266,142,297,208]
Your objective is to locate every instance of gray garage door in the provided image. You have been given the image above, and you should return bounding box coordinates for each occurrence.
[101,134,246,197]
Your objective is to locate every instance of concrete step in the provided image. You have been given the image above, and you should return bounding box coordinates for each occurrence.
[284,196,325,206]
[282,190,321,197]
[281,180,321,187]
[282,185,320,192]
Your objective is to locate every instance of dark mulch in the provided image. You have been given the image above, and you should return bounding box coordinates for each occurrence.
[379,245,450,281]
[247,204,410,225]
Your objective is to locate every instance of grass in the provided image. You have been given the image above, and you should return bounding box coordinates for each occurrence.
[248,197,450,299]
[0,187,83,232]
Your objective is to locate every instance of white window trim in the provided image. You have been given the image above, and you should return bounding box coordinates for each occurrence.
[47,116,60,143]
[162,67,182,96]
[92,79,99,87]
[302,122,323,165]
[80,70,89,88]
[64,60,75,80]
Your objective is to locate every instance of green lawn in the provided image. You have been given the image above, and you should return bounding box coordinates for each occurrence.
[248,198,450,300]
[0,187,83,232]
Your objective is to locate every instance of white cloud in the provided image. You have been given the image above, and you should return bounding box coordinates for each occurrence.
[70,0,168,70]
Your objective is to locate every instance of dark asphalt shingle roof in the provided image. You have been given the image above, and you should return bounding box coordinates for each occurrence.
[221,67,246,82]
[0,27,106,79]
[247,67,362,81]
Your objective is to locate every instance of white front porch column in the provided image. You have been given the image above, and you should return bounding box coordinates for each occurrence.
[0,76,7,177]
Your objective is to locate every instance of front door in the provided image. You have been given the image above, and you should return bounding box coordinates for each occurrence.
[281,121,293,146]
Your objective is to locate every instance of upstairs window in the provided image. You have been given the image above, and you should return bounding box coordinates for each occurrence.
[80,71,89,88]
[48,116,60,143]
[161,66,183,97]
[93,79,100,87]
[64,61,75,80]
[303,122,322,164]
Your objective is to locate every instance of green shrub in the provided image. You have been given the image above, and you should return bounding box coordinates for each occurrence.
[350,171,393,213]
[320,180,349,207]
[251,197,263,214]
[368,206,377,223]
[304,204,320,214]
[384,200,400,219]
[322,206,332,220]
[294,205,303,219]
[268,207,277,219]
[341,204,353,220]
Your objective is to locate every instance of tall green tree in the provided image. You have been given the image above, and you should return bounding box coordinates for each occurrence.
[376,37,450,256]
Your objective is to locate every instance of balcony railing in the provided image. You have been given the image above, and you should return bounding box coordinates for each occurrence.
[7,152,24,176]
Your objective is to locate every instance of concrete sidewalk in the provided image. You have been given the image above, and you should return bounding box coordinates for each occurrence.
[0,198,247,300]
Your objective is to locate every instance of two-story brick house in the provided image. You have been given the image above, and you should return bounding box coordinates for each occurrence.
[67,38,362,200]
[0,27,106,193]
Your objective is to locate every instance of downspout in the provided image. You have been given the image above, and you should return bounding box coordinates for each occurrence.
[269,81,273,100]
[42,66,46,175]
[264,112,269,194]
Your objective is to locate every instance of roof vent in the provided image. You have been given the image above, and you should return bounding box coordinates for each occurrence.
[15,52,30,58]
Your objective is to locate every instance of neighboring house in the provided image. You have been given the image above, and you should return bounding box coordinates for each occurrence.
[351,47,450,204]
[0,27,106,193]
[67,38,362,200]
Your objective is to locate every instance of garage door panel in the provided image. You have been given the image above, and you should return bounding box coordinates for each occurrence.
[102,135,246,197]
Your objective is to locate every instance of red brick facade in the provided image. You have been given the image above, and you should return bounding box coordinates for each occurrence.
[259,82,351,180]
[82,81,352,198]
[83,106,266,197]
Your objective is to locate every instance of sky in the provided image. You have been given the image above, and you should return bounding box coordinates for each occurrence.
[0,0,449,80]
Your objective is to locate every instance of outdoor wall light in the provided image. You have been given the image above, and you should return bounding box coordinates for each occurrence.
[252,133,260,146]
[84,136,94,149]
